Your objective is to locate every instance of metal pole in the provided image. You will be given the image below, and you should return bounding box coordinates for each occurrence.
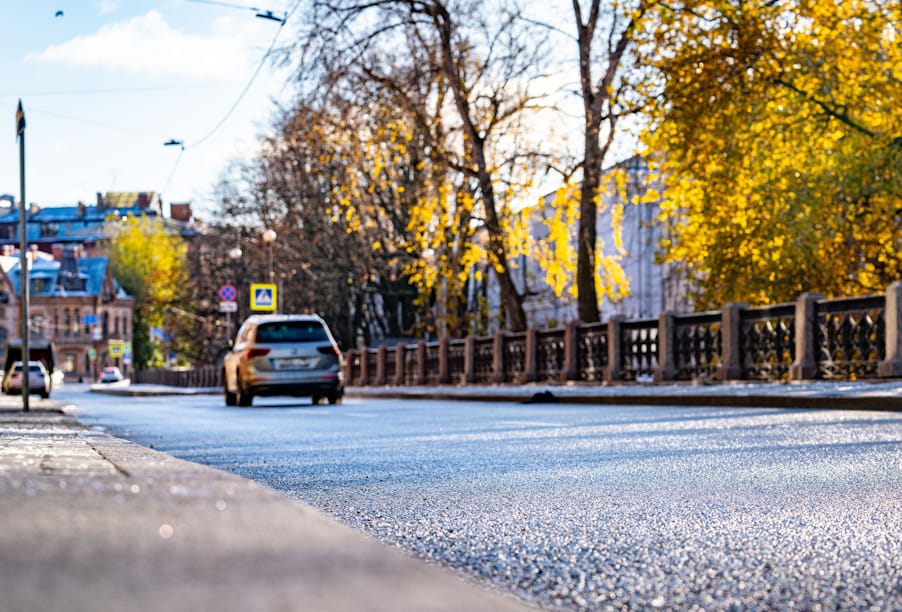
[16,100,29,412]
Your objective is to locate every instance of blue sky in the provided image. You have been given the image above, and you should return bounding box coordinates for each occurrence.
[0,0,295,220]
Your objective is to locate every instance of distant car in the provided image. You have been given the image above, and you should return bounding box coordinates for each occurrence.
[2,360,51,398]
[222,314,344,407]
[98,366,124,383]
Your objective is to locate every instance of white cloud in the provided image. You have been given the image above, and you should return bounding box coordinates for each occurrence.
[28,11,252,81]
[97,0,121,14]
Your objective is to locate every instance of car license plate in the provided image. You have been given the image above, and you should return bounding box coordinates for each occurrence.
[279,357,311,369]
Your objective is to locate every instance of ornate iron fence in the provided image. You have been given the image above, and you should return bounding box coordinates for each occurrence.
[620,319,658,381]
[447,339,466,383]
[384,346,397,383]
[133,366,221,387]
[816,295,885,380]
[403,343,419,386]
[425,342,441,385]
[365,348,378,383]
[577,322,608,382]
[138,283,902,388]
[472,336,495,383]
[536,328,566,382]
[740,303,795,381]
[502,332,527,383]
[672,311,722,381]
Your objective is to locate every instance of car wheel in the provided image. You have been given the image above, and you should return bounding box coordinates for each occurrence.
[327,393,342,405]
[224,370,237,406]
[311,395,322,405]
[40,391,49,399]
[237,382,253,407]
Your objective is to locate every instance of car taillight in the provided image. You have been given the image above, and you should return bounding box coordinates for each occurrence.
[246,348,271,359]
[317,345,339,356]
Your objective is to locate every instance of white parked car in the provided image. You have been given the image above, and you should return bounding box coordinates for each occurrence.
[98,366,124,383]
[2,360,51,398]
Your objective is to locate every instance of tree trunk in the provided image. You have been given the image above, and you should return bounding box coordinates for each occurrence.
[430,2,527,331]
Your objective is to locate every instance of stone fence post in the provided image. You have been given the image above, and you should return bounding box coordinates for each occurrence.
[374,346,386,386]
[492,330,505,384]
[655,312,675,382]
[562,320,581,382]
[524,328,538,383]
[720,302,746,381]
[463,335,476,384]
[358,348,370,386]
[344,350,356,387]
[605,315,623,382]
[790,292,824,380]
[438,337,450,384]
[393,344,405,386]
[878,281,902,377]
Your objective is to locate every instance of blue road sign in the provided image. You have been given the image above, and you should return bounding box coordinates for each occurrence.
[250,283,277,311]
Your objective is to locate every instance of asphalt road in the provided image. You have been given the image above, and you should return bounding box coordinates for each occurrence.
[59,385,902,610]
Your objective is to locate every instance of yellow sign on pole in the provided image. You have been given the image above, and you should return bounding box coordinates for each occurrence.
[109,341,124,358]
[250,283,277,311]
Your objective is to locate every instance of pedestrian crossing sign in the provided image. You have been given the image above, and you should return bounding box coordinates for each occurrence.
[250,283,277,311]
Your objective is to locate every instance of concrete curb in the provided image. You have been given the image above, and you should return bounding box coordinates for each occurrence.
[346,389,902,411]
[89,384,220,397]
[88,380,902,410]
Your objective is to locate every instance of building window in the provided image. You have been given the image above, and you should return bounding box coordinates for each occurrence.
[63,353,76,373]
[64,309,71,337]
[31,315,44,339]
[41,223,60,238]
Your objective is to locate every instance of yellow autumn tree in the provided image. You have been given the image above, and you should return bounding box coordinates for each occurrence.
[106,216,188,367]
[643,0,902,308]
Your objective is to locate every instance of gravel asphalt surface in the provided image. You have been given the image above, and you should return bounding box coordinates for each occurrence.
[71,386,902,611]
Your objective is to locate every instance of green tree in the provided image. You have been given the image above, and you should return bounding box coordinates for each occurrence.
[106,217,188,368]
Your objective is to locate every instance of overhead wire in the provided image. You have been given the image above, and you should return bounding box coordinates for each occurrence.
[163,0,302,192]
[183,17,285,150]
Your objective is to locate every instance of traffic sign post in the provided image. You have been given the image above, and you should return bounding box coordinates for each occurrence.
[219,284,240,338]
[250,283,277,312]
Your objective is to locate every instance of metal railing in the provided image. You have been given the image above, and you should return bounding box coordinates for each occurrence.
[137,282,902,388]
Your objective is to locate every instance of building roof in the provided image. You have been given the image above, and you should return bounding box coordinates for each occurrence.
[0,251,130,299]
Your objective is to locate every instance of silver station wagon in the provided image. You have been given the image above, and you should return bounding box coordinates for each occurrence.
[223,314,344,406]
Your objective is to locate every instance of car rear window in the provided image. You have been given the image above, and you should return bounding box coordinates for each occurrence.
[256,321,329,343]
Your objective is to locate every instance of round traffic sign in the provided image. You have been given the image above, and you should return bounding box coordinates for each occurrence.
[219,284,237,302]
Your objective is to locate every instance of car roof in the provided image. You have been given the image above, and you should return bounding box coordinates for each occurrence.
[10,361,46,369]
[241,314,325,325]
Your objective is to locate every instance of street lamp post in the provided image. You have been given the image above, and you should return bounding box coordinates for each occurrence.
[261,228,277,312]
[226,245,243,338]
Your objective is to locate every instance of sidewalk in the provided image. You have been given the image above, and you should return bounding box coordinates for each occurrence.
[0,395,531,612]
[343,379,902,410]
